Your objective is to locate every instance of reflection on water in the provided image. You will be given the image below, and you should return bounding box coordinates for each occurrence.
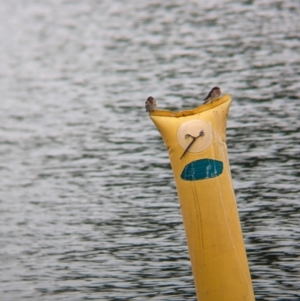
[0,0,299,300]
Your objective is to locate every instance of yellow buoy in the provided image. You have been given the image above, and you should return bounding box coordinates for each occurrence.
[149,95,255,301]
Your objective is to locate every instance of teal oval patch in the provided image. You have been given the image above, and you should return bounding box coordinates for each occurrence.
[181,159,223,181]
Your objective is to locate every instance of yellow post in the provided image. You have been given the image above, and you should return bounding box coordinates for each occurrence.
[149,95,255,301]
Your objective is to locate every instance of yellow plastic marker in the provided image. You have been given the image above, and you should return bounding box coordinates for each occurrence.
[149,95,255,301]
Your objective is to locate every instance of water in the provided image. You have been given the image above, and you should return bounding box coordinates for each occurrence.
[0,0,299,300]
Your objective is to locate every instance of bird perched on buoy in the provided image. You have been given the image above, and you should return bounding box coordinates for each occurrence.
[145,96,157,112]
[203,87,221,104]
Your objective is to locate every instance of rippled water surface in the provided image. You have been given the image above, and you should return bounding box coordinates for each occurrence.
[0,1,299,300]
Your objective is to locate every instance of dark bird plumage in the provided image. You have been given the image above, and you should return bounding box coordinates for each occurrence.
[203,87,221,104]
[145,96,157,112]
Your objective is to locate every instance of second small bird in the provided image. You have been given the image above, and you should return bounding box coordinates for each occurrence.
[145,96,157,112]
[203,87,221,104]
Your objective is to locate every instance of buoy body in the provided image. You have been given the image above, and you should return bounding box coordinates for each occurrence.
[149,95,255,301]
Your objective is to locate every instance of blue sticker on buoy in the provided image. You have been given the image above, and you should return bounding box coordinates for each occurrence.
[181,159,223,181]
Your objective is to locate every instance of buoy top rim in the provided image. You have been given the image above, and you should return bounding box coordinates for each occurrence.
[149,94,231,117]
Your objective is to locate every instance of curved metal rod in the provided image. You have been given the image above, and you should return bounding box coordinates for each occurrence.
[180,130,204,160]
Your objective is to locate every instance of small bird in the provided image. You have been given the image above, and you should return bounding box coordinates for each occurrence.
[203,87,221,104]
[145,96,157,112]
